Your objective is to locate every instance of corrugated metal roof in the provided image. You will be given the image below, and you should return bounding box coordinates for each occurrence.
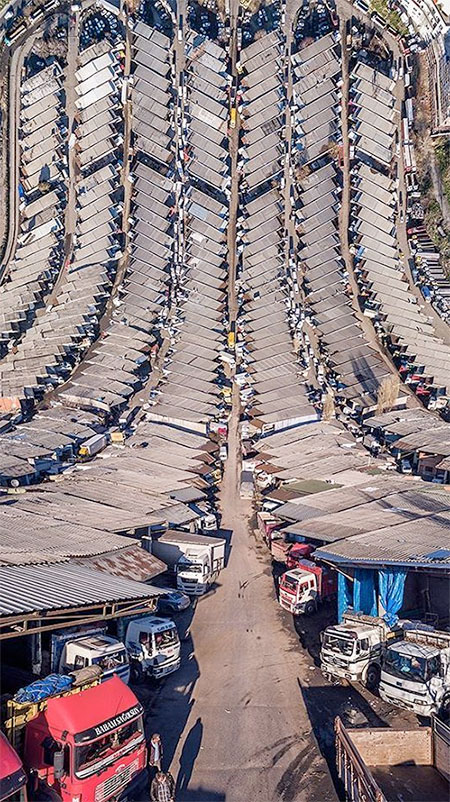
[315,514,450,568]
[76,545,166,582]
[0,562,164,617]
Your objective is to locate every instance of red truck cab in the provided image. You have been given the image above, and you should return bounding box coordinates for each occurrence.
[0,733,27,802]
[23,675,147,802]
[279,560,337,615]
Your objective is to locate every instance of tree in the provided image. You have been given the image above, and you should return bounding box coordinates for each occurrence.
[376,374,400,413]
[322,392,335,421]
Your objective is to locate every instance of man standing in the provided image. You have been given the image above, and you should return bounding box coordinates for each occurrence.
[150,771,175,802]
[148,733,163,773]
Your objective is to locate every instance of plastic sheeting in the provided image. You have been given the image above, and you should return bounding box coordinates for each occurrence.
[337,572,353,622]
[379,568,407,627]
[353,568,377,617]
[15,674,73,703]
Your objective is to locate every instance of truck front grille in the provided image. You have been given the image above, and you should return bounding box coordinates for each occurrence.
[95,758,139,801]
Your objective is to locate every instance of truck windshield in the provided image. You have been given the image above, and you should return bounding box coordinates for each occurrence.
[155,628,178,649]
[384,649,440,683]
[92,650,127,671]
[74,718,144,779]
[281,576,298,592]
[181,564,202,574]
[323,633,355,657]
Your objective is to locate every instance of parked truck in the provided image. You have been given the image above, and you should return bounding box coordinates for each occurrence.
[56,616,180,683]
[379,628,450,716]
[150,530,226,595]
[335,714,449,802]
[59,634,130,684]
[78,432,108,459]
[321,612,402,690]
[3,672,148,801]
[278,559,337,616]
[0,732,27,802]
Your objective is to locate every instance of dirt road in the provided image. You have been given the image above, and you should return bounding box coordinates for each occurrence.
[144,388,337,802]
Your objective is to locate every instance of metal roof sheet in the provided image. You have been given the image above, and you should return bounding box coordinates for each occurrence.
[0,562,164,617]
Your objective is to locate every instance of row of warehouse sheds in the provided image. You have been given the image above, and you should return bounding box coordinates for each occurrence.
[0,6,232,640]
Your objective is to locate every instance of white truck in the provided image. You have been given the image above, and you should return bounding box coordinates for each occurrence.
[320,612,402,690]
[57,616,180,684]
[59,634,130,684]
[125,616,181,682]
[379,628,450,717]
[150,530,226,595]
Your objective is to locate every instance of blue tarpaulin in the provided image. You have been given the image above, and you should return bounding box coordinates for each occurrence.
[15,674,73,703]
[379,568,407,626]
[337,572,353,622]
[353,568,377,617]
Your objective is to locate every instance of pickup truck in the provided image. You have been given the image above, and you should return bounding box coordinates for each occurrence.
[335,715,449,802]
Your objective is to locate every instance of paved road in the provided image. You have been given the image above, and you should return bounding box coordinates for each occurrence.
[144,391,337,802]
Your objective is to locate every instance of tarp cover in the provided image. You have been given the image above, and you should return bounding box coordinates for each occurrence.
[379,568,408,626]
[353,568,377,617]
[15,674,73,703]
[337,571,353,622]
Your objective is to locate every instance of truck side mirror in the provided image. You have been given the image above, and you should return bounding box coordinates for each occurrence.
[53,750,65,780]
[320,632,324,644]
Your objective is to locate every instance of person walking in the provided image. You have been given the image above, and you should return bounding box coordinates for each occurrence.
[150,771,175,802]
[148,733,163,773]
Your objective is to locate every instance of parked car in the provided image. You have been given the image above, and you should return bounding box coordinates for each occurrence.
[157,590,191,613]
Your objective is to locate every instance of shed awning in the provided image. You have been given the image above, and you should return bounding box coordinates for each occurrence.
[76,545,166,581]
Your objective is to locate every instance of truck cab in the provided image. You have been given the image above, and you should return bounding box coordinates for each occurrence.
[176,550,211,594]
[279,561,336,616]
[125,616,180,682]
[9,675,147,802]
[321,613,401,690]
[380,635,450,716]
[59,635,130,684]
[0,733,27,802]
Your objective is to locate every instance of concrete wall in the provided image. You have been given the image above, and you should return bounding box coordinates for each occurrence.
[350,728,432,766]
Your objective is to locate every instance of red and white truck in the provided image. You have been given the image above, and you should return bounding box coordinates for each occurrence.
[278,560,337,615]
[4,672,148,801]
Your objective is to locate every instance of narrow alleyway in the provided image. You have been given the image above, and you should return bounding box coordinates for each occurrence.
[145,389,337,802]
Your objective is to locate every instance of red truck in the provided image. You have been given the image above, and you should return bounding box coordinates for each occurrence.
[0,733,27,802]
[286,543,314,570]
[271,539,314,566]
[278,559,337,615]
[4,673,148,802]
[257,511,281,546]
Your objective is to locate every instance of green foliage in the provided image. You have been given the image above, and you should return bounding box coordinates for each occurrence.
[369,0,408,36]
[435,138,450,206]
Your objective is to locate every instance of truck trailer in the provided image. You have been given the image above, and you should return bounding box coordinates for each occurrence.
[335,715,449,802]
[150,530,226,595]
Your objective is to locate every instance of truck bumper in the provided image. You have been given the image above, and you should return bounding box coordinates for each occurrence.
[178,583,207,595]
[151,657,181,679]
[117,768,148,802]
[321,664,361,683]
[378,687,434,716]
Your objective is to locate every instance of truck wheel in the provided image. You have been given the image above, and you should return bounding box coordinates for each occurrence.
[439,695,450,722]
[304,601,316,616]
[130,661,143,685]
[365,664,380,691]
